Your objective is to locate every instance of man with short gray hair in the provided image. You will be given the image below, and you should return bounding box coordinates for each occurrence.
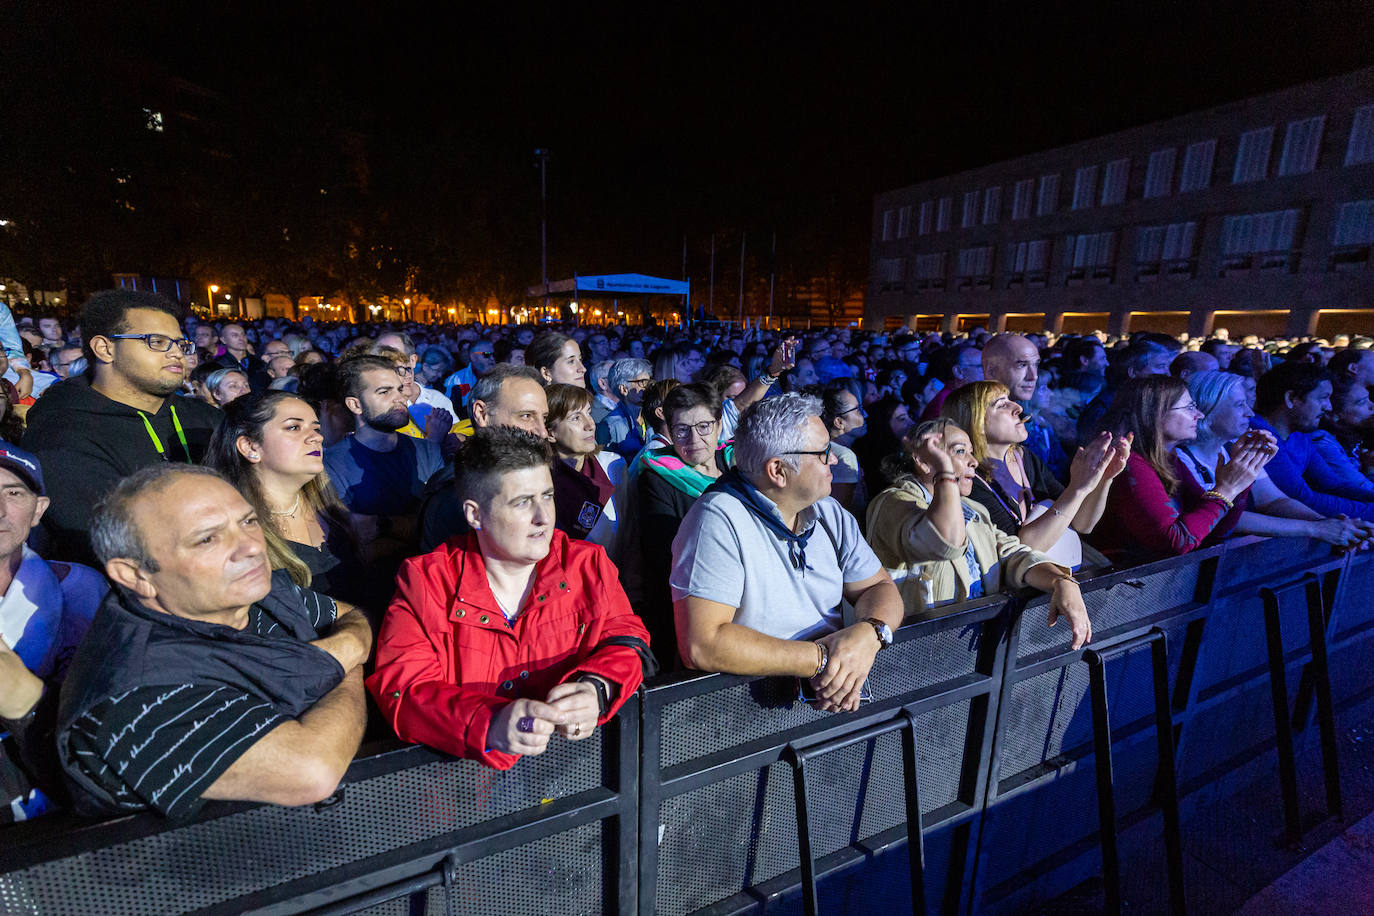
[669,393,904,711]
[598,357,652,457]
[589,360,617,425]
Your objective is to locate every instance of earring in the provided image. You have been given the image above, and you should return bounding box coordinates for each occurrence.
[249,453,260,460]
[472,523,481,530]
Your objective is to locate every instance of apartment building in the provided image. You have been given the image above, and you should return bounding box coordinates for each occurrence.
[867,67,1374,339]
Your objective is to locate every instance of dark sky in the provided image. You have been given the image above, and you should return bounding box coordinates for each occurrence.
[10,2,1374,282]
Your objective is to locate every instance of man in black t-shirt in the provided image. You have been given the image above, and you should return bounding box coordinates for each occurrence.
[56,465,371,820]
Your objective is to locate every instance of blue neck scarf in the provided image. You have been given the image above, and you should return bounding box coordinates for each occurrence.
[706,469,815,573]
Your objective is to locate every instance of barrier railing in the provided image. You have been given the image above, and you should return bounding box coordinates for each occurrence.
[2,539,1372,915]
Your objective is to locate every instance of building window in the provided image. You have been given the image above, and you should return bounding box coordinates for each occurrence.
[982,186,1001,224]
[936,197,953,232]
[913,252,947,290]
[918,201,934,235]
[956,246,995,289]
[1143,148,1176,198]
[1011,179,1034,220]
[1135,221,1199,279]
[1064,231,1116,283]
[881,209,894,241]
[961,191,979,229]
[1220,208,1302,272]
[877,257,906,292]
[1345,105,1374,166]
[1072,165,1098,210]
[1100,158,1130,205]
[142,108,164,132]
[1331,200,1374,270]
[1036,174,1060,216]
[1006,239,1051,287]
[897,205,912,239]
[1278,115,1325,176]
[1233,127,1275,183]
[1178,140,1217,192]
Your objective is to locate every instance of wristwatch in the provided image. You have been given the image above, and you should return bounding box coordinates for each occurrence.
[576,674,611,717]
[862,617,894,651]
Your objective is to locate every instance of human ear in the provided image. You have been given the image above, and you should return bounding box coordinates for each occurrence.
[105,558,156,600]
[462,499,484,531]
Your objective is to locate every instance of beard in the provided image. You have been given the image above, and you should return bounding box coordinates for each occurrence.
[362,404,410,432]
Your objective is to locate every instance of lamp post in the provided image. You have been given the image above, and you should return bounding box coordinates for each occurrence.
[535,148,550,319]
[207,284,219,315]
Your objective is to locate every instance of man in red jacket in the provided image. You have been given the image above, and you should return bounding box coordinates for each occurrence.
[367,427,650,768]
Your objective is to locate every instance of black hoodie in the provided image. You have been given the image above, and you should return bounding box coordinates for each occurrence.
[22,379,222,564]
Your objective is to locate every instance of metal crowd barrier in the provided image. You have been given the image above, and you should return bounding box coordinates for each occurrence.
[2,538,1372,915]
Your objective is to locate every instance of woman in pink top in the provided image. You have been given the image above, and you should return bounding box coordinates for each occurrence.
[1092,376,1274,562]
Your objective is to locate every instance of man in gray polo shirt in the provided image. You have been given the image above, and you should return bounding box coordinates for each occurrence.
[670,393,904,712]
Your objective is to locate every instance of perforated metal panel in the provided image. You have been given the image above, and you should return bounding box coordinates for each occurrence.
[0,736,603,914]
[653,700,973,916]
[656,625,984,770]
[426,821,605,916]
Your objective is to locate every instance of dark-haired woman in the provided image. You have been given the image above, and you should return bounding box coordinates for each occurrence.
[636,383,733,666]
[1091,376,1272,563]
[206,390,368,609]
[527,332,586,387]
[545,383,627,551]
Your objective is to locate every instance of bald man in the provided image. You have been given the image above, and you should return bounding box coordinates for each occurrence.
[983,333,1068,481]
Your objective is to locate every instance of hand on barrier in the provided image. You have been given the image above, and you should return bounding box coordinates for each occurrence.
[545,680,600,741]
[812,624,881,712]
[488,698,565,756]
[1047,579,1092,650]
[1311,515,1369,550]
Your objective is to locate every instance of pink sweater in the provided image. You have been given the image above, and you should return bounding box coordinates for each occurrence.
[1093,452,1245,560]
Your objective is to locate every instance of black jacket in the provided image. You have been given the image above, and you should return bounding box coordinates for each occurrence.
[22,378,222,563]
[55,571,343,818]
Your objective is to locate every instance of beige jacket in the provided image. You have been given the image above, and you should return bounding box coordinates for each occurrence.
[865,477,1055,618]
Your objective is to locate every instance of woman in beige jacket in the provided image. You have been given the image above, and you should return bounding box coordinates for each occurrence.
[865,419,1094,649]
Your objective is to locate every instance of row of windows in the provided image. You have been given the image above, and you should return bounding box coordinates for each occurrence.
[879,104,1374,241]
[876,200,1374,291]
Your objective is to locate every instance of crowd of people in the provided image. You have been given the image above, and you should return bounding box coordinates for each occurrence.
[3,287,1373,825]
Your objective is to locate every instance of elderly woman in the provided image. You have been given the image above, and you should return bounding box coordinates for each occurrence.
[1091,375,1272,562]
[205,367,250,407]
[1178,371,1371,548]
[636,383,733,665]
[545,383,627,549]
[367,427,651,769]
[865,419,1092,648]
[206,390,368,608]
[941,381,1128,562]
[528,331,586,388]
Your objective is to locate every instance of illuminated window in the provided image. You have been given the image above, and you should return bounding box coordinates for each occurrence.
[142,108,164,132]
[1100,158,1130,205]
[1333,200,1374,247]
[1233,127,1275,183]
[881,209,893,241]
[1277,115,1324,176]
[877,257,906,291]
[897,205,911,238]
[1064,231,1116,269]
[918,200,934,235]
[1220,208,1302,273]
[1072,165,1098,210]
[982,186,1001,224]
[1178,140,1216,192]
[1143,149,1176,198]
[936,197,953,232]
[1035,174,1059,216]
[913,252,947,290]
[960,191,978,228]
[1345,105,1374,166]
[1006,239,1051,285]
[956,246,994,288]
[1011,179,1034,220]
[1136,221,1198,278]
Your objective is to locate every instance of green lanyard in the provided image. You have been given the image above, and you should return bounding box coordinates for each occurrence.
[136,403,192,463]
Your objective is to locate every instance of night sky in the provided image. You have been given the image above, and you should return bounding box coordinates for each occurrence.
[7,2,1374,291]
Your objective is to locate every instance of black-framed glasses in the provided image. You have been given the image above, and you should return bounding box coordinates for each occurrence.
[671,419,718,441]
[837,403,866,418]
[106,334,195,355]
[626,376,652,389]
[784,443,834,463]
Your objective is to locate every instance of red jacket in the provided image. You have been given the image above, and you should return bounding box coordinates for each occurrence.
[366,529,650,769]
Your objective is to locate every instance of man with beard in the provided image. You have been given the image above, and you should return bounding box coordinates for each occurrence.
[23,290,221,564]
[324,356,445,545]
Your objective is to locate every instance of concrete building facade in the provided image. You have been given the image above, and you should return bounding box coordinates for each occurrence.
[867,68,1374,339]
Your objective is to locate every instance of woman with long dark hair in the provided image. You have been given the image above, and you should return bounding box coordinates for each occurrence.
[527,332,586,387]
[205,390,366,607]
[1090,375,1271,562]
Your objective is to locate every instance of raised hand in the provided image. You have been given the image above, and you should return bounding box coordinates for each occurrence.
[911,430,955,478]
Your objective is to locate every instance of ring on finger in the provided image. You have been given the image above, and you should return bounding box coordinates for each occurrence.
[573,722,582,737]
[517,716,535,734]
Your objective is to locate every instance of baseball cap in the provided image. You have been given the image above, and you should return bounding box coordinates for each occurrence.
[0,443,45,495]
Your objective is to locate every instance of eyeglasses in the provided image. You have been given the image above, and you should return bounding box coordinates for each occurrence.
[671,420,718,441]
[626,377,652,389]
[784,443,834,463]
[1170,401,1200,412]
[837,403,866,418]
[106,334,195,355]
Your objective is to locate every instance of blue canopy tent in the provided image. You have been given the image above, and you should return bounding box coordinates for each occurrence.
[524,272,691,325]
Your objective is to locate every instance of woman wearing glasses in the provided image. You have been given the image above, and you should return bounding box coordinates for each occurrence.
[1090,375,1273,563]
[636,383,733,667]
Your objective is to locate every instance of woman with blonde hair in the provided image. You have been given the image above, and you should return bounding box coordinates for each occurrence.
[205,390,368,608]
[941,380,1128,561]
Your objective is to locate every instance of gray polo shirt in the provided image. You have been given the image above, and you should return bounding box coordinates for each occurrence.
[670,487,882,639]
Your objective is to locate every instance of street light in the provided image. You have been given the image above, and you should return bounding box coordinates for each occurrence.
[207,284,219,313]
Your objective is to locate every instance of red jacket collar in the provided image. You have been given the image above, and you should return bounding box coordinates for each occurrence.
[447,528,575,621]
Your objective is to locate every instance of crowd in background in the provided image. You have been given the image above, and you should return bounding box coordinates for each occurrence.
[4,287,1374,826]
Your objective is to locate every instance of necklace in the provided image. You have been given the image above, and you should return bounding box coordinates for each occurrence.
[269,494,302,517]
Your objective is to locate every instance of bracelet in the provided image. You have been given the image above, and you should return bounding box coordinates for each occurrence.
[1202,489,1234,510]
[757,372,779,387]
[933,473,959,485]
[812,641,829,679]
